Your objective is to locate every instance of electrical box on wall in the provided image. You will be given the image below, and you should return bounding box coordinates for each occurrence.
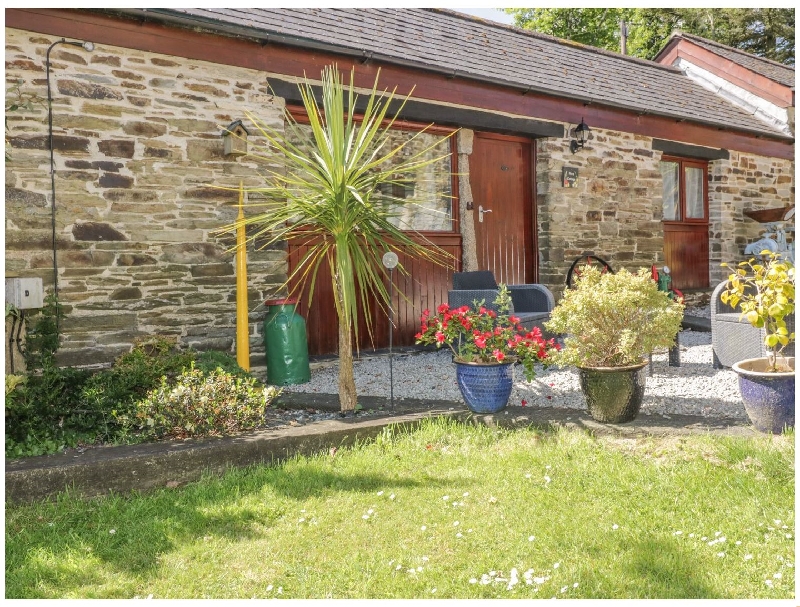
[6,277,44,310]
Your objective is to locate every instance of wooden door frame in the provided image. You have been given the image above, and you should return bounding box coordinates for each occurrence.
[471,131,538,282]
[660,155,710,289]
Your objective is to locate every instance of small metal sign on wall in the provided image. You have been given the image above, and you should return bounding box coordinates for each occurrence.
[562,166,578,188]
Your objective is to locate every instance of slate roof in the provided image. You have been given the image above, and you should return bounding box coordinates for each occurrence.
[105,7,792,140]
[666,32,795,89]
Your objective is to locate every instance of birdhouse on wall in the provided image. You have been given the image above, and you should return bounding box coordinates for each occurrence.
[222,120,249,157]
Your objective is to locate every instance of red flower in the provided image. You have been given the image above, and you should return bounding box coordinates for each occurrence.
[435,331,446,344]
[521,399,527,407]
[493,349,505,362]
[474,336,487,349]
[437,303,450,314]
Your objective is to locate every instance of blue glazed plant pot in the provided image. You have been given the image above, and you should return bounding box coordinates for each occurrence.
[732,357,795,434]
[454,359,515,413]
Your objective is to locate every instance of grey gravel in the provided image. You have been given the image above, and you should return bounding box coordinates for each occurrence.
[285,327,747,421]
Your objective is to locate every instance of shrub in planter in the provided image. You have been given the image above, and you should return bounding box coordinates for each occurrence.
[720,250,794,372]
[545,266,684,368]
[720,250,795,433]
[545,266,683,422]
[121,365,280,440]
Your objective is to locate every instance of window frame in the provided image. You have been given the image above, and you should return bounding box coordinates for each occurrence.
[285,104,460,234]
[660,155,709,225]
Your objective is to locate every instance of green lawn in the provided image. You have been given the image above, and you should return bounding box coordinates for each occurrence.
[5,419,794,599]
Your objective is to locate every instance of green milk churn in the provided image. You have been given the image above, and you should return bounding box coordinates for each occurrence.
[263,298,311,385]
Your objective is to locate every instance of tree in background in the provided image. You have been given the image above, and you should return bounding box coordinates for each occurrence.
[505,8,794,65]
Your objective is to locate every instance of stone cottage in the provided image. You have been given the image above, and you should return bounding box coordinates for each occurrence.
[5,8,795,368]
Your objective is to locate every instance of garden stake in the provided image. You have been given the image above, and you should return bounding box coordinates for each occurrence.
[236,182,250,371]
[383,251,399,410]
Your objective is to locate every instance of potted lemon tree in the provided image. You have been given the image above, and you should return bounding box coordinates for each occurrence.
[720,250,795,433]
[544,265,684,423]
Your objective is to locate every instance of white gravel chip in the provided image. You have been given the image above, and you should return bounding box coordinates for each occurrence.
[286,328,747,420]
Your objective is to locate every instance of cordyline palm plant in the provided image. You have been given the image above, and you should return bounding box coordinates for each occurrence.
[219,66,454,412]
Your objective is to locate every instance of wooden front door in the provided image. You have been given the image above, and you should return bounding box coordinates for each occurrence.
[469,132,536,284]
[660,156,709,290]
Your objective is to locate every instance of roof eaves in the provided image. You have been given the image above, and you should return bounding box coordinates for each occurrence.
[680,31,795,73]
[95,8,793,141]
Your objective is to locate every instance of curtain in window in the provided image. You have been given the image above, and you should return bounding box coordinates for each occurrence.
[684,166,705,219]
[660,161,679,221]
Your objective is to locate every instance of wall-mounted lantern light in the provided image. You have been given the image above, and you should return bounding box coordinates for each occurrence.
[569,117,590,154]
[222,119,249,157]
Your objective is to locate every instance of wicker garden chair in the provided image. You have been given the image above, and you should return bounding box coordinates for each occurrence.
[447,270,555,333]
[710,279,795,369]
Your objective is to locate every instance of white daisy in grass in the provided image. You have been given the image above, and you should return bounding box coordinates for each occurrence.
[420,525,427,531]
[389,494,395,500]
[773,572,783,579]
[612,524,619,530]
[377,491,384,496]
[744,554,754,561]
[528,535,535,542]
[443,495,449,501]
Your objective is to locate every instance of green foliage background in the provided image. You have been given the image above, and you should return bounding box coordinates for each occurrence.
[505,8,795,65]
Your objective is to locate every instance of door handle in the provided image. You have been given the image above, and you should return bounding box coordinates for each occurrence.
[478,205,492,223]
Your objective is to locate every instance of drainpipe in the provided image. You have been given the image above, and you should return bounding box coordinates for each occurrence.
[45,38,94,307]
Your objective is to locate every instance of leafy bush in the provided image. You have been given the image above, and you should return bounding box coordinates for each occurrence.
[5,337,195,457]
[545,265,684,368]
[23,293,62,370]
[5,336,273,457]
[78,336,195,432]
[121,365,280,440]
[721,250,795,372]
[194,350,255,382]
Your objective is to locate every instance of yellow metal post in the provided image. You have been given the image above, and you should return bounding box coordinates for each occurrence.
[235,182,250,371]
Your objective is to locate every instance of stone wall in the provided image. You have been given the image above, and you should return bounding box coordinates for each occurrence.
[536,128,665,299]
[536,127,794,300]
[708,151,795,285]
[5,27,794,366]
[5,28,287,370]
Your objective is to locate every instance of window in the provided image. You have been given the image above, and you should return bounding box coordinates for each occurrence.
[659,157,708,223]
[290,114,457,232]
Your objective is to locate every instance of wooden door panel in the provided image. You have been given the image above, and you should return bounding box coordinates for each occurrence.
[663,223,709,290]
[469,133,535,285]
[287,235,461,355]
